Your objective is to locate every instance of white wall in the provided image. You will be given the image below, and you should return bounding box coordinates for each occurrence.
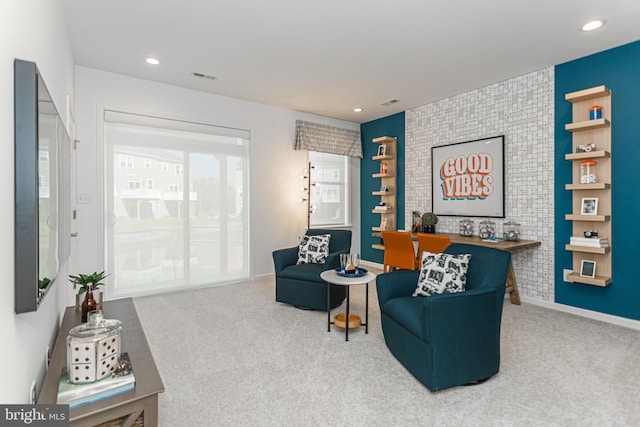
[73,67,361,298]
[0,0,75,403]
[1,0,360,403]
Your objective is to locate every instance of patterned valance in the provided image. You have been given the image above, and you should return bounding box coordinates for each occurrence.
[294,120,362,158]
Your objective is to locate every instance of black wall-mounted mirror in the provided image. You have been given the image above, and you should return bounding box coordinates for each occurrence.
[14,59,70,313]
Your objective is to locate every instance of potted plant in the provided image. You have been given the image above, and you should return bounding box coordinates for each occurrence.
[69,271,109,322]
[421,212,438,233]
[69,271,109,295]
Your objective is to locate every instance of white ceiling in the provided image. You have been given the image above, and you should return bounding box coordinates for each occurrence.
[61,0,640,123]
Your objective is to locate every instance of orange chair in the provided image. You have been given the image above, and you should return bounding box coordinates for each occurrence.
[416,233,451,263]
[381,231,418,273]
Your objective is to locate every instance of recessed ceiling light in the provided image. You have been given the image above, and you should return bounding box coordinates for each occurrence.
[353,107,363,112]
[581,20,604,32]
[145,57,160,65]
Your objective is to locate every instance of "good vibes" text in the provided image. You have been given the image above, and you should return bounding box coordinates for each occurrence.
[440,153,494,199]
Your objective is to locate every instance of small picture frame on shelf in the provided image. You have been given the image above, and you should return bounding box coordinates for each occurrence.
[379,184,388,192]
[380,218,388,230]
[580,260,596,278]
[580,197,598,215]
[377,144,386,156]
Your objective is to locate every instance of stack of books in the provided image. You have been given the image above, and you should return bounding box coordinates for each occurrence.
[58,352,135,409]
[569,236,609,247]
[373,205,391,212]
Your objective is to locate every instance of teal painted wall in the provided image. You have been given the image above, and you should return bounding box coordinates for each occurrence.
[554,40,640,320]
[360,113,405,264]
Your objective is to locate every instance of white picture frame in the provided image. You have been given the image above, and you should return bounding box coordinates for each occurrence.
[580,197,598,215]
[377,144,386,156]
[580,260,596,278]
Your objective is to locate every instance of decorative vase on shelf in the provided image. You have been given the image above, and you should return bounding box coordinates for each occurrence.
[81,284,97,323]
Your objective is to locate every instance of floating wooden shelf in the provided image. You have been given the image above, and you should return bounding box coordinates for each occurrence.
[564,85,612,288]
[565,214,610,222]
[372,136,397,144]
[565,150,610,161]
[565,272,611,287]
[372,244,385,250]
[565,183,610,190]
[565,245,610,254]
[371,136,396,246]
[565,85,610,103]
[565,118,610,132]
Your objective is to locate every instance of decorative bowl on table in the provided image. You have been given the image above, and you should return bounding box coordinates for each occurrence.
[335,267,368,278]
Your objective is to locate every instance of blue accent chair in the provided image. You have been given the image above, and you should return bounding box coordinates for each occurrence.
[273,229,352,310]
[376,243,511,392]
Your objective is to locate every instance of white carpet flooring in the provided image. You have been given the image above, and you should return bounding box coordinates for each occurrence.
[133,275,640,426]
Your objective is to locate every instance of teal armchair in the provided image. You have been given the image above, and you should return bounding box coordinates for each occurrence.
[273,229,351,310]
[376,243,511,392]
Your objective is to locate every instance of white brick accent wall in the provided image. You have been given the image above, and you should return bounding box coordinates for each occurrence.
[405,67,555,301]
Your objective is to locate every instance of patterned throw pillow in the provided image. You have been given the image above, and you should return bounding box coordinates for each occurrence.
[297,234,331,264]
[412,251,471,297]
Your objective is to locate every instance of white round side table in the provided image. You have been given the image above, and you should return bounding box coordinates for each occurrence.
[320,269,376,341]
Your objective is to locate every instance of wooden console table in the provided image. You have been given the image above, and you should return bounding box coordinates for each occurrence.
[39,298,164,426]
[411,233,541,305]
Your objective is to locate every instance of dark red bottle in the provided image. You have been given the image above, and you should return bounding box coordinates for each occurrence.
[81,285,97,322]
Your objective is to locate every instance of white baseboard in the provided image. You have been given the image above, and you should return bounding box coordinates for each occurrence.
[360,260,383,270]
[519,295,640,331]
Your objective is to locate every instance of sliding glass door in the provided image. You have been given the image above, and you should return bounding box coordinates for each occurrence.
[104,111,249,297]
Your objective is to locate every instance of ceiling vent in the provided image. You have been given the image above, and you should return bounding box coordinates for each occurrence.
[191,72,217,81]
[381,99,399,107]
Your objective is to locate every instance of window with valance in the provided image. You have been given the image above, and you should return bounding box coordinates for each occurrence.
[294,120,362,158]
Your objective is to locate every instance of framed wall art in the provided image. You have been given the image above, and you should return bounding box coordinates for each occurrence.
[580,197,598,215]
[580,260,596,278]
[431,135,505,218]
